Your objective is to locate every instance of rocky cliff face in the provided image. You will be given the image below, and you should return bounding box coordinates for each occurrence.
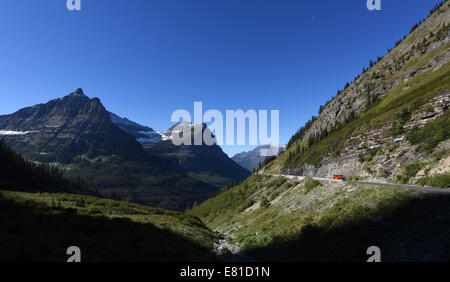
[301,7,450,143]
[266,3,450,184]
[279,93,450,181]
[0,88,146,163]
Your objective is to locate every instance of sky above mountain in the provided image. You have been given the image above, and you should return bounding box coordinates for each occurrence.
[0,0,443,157]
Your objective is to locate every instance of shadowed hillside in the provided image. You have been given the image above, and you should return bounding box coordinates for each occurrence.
[244,193,450,262]
[0,191,220,262]
[0,140,220,262]
[189,175,450,262]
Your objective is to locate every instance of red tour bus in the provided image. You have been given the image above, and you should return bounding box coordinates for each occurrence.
[333,175,345,180]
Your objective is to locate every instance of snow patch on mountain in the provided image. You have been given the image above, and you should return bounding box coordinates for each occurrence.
[108,112,163,144]
[0,130,32,136]
[136,131,163,143]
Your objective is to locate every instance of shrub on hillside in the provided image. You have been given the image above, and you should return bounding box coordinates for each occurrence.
[407,111,450,153]
[416,174,450,188]
[260,197,270,208]
[396,162,423,184]
[304,178,321,194]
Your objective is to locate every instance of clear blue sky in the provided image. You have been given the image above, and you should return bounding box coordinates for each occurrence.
[0,0,442,157]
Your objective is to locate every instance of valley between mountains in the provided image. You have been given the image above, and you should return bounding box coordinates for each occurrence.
[1,1,450,262]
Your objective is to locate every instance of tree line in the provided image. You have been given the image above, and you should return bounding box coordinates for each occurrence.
[0,139,99,196]
[287,0,448,150]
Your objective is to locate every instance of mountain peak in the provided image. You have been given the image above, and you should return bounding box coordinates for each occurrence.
[74,88,85,95]
[67,88,87,98]
[62,88,91,104]
[0,88,147,163]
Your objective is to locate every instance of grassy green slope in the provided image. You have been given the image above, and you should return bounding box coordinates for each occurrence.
[189,175,450,261]
[0,190,220,262]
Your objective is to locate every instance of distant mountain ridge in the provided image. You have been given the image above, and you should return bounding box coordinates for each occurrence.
[232,145,286,171]
[144,121,251,188]
[0,88,249,210]
[109,113,251,187]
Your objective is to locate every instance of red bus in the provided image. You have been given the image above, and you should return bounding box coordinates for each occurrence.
[333,175,345,180]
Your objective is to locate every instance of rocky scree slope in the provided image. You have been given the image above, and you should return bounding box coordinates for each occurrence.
[189,174,450,261]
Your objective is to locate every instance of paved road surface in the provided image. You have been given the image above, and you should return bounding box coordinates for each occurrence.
[268,174,450,195]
